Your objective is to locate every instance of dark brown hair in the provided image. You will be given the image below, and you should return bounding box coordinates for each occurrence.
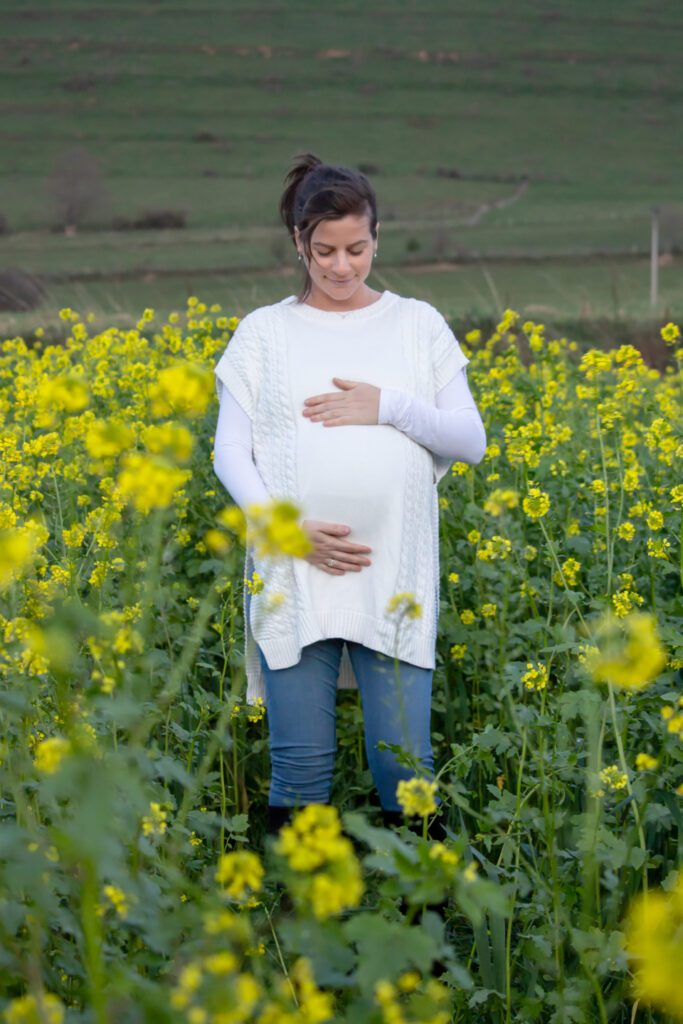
[278,151,379,304]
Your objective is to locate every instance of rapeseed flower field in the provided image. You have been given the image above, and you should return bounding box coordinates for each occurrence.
[0,300,681,1022]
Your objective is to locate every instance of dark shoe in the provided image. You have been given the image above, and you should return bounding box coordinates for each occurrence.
[264,804,296,914]
[265,804,295,836]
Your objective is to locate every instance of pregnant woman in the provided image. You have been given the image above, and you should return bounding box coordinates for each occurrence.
[213,152,487,840]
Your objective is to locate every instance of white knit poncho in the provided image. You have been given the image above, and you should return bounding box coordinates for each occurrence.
[214,291,469,704]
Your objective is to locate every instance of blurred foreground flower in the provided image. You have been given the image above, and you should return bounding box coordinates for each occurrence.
[218,500,312,559]
[149,362,213,418]
[396,777,438,817]
[85,419,135,459]
[35,373,90,427]
[3,992,65,1024]
[586,610,667,691]
[0,521,48,591]
[274,804,363,919]
[116,453,191,514]
[215,850,264,902]
[33,737,72,775]
[386,592,423,619]
[623,871,683,1019]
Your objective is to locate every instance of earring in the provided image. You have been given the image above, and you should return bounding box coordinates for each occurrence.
[298,253,302,261]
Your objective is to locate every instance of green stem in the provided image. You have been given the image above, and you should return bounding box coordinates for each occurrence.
[606,683,649,894]
[595,412,613,596]
[538,517,588,632]
[81,858,108,1024]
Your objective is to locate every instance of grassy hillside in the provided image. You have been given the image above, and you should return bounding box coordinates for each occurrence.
[1,0,682,330]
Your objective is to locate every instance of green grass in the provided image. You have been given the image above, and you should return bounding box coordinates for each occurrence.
[1,0,682,326]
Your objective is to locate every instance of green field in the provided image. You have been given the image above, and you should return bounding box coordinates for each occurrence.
[2,0,682,332]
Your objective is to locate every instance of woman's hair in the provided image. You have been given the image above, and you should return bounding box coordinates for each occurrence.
[278,151,379,304]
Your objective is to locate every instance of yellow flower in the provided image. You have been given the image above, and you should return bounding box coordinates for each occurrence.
[522,661,548,691]
[396,777,438,817]
[35,373,90,425]
[397,969,422,992]
[215,850,264,900]
[635,753,658,771]
[429,842,460,869]
[460,608,476,625]
[463,861,479,882]
[599,765,628,790]
[289,958,335,1020]
[617,521,636,541]
[33,737,72,775]
[204,951,238,975]
[661,707,683,737]
[275,805,346,872]
[660,321,680,345]
[244,571,264,595]
[274,805,364,919]
[85,420,135,459]
[3,992,65,1024]
[246,697,266,723]
[204,529,231,555]
[0,521,47,591]
[386,591,422,619]
[142,421,194,463]
[447,572,460,584]
[523,486,550,519]
[450,643,467,661]
[310,868,364,920]
[243,499,313,559]
[141,802,168,838]
[477,535,512,561]
[647,537,671,560]
[587,611,667,691]
[484,488,519,516]
[149,362,213,418]
[116,453,191,514]
[612,586,645,618]
[480,603,497,618]
[623,873,683,1018]
[553,557,581,588]
[102,884,129,919]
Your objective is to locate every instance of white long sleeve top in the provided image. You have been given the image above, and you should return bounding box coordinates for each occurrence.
[213,366,486,511]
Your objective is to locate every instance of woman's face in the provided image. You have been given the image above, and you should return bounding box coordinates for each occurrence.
[294,213,379,305]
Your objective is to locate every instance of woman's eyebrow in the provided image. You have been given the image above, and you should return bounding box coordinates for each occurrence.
[313,239,368,248]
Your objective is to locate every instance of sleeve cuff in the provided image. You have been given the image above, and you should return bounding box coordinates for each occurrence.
[378,387,398,425]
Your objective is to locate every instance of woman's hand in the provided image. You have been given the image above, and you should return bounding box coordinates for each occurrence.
[300,519,372,575]
[302,378,380,427]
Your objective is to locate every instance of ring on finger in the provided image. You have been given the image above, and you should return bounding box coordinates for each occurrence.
[327,558,336,568]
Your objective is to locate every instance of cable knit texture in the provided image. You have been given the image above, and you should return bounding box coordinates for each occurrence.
[214,292,469,704]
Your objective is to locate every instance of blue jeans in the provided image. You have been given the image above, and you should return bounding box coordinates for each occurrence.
[256,637,440,812]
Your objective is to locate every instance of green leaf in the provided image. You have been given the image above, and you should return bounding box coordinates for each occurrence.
[342,913,441,993]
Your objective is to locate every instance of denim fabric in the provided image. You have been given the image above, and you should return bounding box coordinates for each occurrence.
[254,633,439,812]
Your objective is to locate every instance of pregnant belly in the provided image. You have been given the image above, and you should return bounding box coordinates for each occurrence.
[296,423,408,543]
